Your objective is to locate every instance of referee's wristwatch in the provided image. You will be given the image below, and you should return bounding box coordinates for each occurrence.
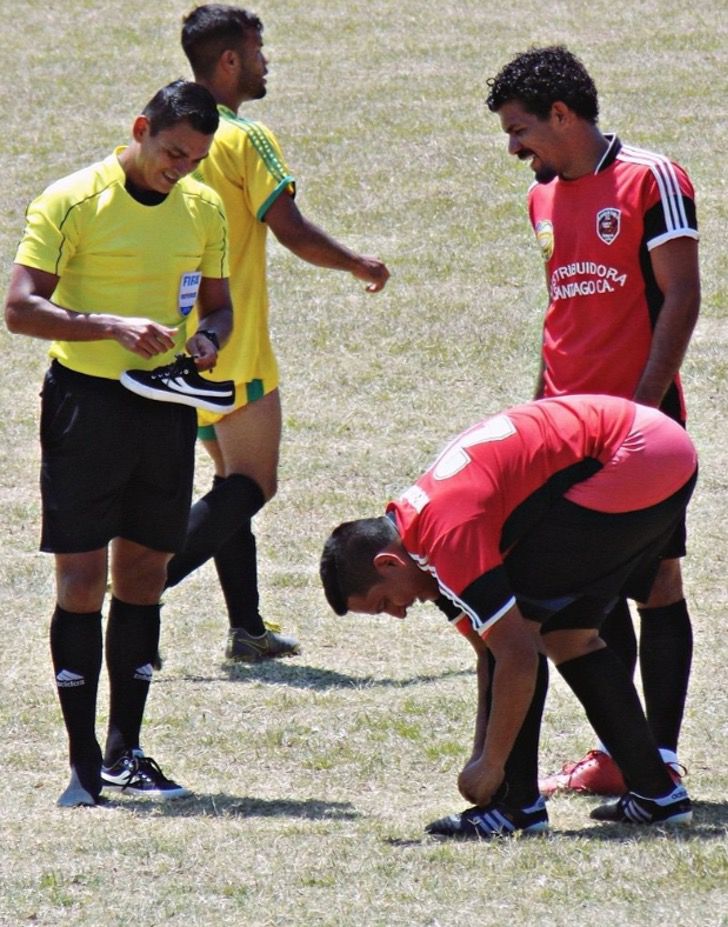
[197,329,220,350]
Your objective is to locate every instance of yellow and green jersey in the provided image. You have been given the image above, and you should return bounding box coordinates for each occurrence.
[189,105,294,424]
[15,148,229,380]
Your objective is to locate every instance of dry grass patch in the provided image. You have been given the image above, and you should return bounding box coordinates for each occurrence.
[1,1,726,925]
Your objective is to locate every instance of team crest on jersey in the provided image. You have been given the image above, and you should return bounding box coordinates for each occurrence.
[596,208,621,245]
[535,219,554,261]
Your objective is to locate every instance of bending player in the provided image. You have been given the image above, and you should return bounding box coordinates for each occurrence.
[320,395,696,836]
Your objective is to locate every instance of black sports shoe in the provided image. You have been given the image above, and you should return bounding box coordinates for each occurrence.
[590,785,692,825]
[426,797,549,839]
[121,354,235,414]
[225,627,301,662]
[101,749,191,800]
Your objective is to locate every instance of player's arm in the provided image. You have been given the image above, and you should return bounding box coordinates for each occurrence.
[4,263,178,359]
[633,236,700,408]
[533,354,546,399]
[456,604,541,806]
[185,276,234,371]
[533,263,550,399]
[264,193,390,292]
[455,619,492,763]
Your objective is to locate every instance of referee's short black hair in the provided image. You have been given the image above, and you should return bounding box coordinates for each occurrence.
[320,517,398,616]
[182,4,263,80]
[143,80,220,136]
[486,45,599,123]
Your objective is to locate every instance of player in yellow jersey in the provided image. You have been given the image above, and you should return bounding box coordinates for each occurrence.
[4,81,233,806]
[165,5,390,661]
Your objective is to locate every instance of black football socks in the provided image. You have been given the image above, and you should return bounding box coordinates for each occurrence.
[166,473,265,587]
[557,647,674,797]
[50,606,103,799]
[638,598,692,753]
[103,597,160,766]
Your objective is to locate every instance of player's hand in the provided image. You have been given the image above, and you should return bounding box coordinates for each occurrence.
[112,318,177,358]
[457,756,505,806]
[185,330,219,371]
[352,256,390,292]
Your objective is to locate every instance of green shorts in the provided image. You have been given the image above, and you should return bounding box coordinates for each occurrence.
[197,378,265,441]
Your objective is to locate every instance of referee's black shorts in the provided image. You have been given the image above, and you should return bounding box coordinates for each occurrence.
[504,471,697,633]
[40,361,197,554]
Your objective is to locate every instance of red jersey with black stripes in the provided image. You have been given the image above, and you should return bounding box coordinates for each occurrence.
[386,395,635,637]
[528,135,698,420]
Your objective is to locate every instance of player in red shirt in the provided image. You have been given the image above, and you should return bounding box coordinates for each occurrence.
[320,395,697,836]
[486,45,700,797]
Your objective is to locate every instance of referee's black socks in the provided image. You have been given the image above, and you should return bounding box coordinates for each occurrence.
[50,605,103,794]
[103,597,161,766]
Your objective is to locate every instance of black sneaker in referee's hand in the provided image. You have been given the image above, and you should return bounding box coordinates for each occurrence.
[121,354,235,414]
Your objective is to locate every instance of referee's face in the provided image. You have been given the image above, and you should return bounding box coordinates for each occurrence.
[498,100,565,183]
[129,117,214,193]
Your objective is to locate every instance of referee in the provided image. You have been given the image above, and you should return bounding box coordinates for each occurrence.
[4,81,233,807]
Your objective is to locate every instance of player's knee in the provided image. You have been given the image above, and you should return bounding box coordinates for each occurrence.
[542,629,604,665]
[642,558,683,607]
[261,474,278,502]
[111,551,170,604]
[56,562,107,612]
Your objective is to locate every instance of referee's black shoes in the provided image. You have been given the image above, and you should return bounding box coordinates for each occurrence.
[121,354,235,414]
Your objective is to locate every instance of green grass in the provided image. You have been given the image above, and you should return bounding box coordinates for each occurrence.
[1,1,726,925]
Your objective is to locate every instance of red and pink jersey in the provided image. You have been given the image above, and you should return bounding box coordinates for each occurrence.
[528,135,698,421]
[387,395,637,636]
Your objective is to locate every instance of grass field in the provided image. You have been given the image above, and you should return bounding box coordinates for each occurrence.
[1,1,726,925]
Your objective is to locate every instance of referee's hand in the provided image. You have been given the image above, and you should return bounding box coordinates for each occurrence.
[185,330,219,371]
[112,318,177,358]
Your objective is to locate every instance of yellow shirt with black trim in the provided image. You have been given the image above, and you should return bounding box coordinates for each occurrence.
[14,148,229,380]
[188,105,294,422]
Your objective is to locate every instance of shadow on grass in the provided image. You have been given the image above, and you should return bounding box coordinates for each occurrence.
[555,799,728,841]
[102,793,360,820]
[159,661,474,690]
[385,799,728,847]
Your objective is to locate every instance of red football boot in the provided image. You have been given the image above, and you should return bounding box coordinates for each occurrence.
[539,750,685,798]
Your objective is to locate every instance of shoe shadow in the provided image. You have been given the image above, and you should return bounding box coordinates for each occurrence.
[554,799,728,842]
[384,800,728,847]
[155,661,474,690]
[217,661,474,691]
[104,793,360,820]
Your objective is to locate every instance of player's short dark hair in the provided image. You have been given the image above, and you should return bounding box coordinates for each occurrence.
[486,45,599,123]
[142,80,220,136]
[320,516,398,615]
[182,4,263,79]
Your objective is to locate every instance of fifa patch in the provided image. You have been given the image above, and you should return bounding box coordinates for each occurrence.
[596,208,621,245]
[535,219,554,261]
[178,271,202,317]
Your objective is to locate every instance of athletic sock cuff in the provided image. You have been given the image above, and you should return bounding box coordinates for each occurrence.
[109,597,161,621]
[224,473,265,515]
[637,598,687,618]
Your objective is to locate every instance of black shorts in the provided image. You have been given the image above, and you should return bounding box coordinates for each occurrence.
[656,401,687,559]
[40,361,197,553]
[503,470,697,633]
